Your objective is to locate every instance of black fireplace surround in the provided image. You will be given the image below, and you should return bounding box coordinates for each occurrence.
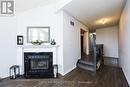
[24,52,54,78]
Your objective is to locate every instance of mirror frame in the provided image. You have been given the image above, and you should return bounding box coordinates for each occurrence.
[27,26,50,43]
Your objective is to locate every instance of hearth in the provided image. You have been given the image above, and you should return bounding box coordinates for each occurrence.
[24,52,54,78]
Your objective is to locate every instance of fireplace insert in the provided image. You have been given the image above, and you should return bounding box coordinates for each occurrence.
[24,52,54,78]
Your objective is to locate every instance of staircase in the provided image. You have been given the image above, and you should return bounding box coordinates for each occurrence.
[77,59,96,72]
[77,45,104,72]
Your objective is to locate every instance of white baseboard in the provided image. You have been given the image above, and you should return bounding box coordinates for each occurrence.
[122,68,130,86]
[62,66,76,76]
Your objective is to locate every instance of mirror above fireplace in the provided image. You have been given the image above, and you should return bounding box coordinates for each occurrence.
[27,26,50,44]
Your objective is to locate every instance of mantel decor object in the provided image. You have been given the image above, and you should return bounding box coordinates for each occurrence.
[53,64,58,78]
[31,40,43,45]
[51,39,56,45]
[17,35,23,45]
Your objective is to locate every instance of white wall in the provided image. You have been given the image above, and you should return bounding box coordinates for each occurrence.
[16,4,89,75]
[119,0,130,85]
[16,0,56,12]
[16,4,64,75]
[0,0,88,78]
[63,11,89,75]
[96,26,119,58]
[0,17,17,78]
[0,1,89,77]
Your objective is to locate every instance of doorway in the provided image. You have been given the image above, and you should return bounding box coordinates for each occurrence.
[81,36,83,52]
[80,29,89,56]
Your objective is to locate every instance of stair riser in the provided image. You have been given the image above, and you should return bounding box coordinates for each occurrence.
[77,63,95,72]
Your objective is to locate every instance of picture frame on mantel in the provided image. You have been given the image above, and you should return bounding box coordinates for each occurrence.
[17,35,23,45]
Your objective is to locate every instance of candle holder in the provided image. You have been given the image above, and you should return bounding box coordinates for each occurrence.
[53,64,58,78]
[9,65,20,79]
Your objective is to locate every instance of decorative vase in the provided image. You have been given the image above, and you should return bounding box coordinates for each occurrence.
[51,39,56,45]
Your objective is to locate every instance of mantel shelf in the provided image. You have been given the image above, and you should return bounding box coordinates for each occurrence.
[19,45,59,49]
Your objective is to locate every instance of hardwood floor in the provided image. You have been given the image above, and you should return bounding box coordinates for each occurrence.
[0,65,129,87]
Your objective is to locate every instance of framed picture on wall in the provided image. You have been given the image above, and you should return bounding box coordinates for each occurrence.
[17,35,23,45]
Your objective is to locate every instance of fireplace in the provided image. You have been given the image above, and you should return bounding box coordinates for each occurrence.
[24,52,54,78]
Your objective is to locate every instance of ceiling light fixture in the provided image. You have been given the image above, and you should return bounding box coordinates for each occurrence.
[102,20,105,24]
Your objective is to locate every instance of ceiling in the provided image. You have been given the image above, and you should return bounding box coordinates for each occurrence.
[15,0,56,12]
[63,0,126,31]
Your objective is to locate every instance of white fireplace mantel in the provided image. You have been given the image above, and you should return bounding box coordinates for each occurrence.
[17,45,59,74]
[23,45,59,49]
